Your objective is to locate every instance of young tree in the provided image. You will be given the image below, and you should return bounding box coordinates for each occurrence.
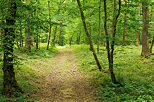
[104,0,122,84]
[52,26,57,47]
[136,2,141,46]
[2,0,23,96]
[97,0,101,53]
[77,0,103,71]
[47,1,52,50]
[141,1,149,58]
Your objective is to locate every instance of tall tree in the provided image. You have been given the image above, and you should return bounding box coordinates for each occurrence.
[122,0,127,45]
[104,0,121,84]
[47,1,52,50]
[77,0,103,71]
[2,0,23,96]
[136,2,141,46]
[141,1,149,58]
[97,0,101,53]
[25,0,32,52]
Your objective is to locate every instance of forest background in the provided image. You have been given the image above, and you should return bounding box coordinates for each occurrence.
[0,0,154,101]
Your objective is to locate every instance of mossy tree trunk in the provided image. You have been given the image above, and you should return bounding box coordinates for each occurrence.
[2,0,23,97]
[77,0,103,71]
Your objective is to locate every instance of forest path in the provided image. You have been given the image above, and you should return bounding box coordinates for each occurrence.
[29,47,100,102]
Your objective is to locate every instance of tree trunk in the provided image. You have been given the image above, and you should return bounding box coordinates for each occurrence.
[19,22,23,48]
[2,0,23,96]
[77,30,81,45]
[69,33,75,46]
[36,32,39,51]
[136,3,141,46]
[77,0,103,72]
[52,26,57,47]
[104,0,121,84]
[89,2,92,36]
[97,0,101,53]
[150,36,154,53]
[58,25,62,45]
[47,1,52,50]
[122,0,127,45]
[141,2,149,58]
[25,0,31,52]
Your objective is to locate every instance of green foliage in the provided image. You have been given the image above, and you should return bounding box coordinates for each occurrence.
[69,44,154,101]
[94,82,154,101]
[0,63,41,101]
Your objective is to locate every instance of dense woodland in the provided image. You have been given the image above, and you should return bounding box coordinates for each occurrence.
[0,0,154,101]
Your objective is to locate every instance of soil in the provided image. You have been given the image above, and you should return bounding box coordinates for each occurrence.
[28,47,101,102]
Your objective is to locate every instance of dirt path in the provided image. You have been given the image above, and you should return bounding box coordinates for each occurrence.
[28,48,100,102]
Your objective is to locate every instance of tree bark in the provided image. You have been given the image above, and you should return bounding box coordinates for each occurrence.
[69,33,75,46]
[19,22,23,48]
[47,1,52,50]
[58,25,62,45]
[122,0,127,45]
[141,2,149,58]
[77,30,81,45]
[97,0,101,53]
[52,26,57,47]
[150,36,154,53]
[2,0,23,96]
[77,0,103,71]
[104,0,121,84]
[25,0,32,52]
[136,3,141,46]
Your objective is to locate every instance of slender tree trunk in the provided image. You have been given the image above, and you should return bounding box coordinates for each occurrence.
[97,0,101,53]
[58,25,62,45]
[150,36,154,53]
[136,3,141,46]
[40,30,42,43]
[141,2,149,58]
[36,32,39,50]
[47,1,52,50]
[77,30,81,45]
[77,0,103,71]
[104,0,121,84]
[89,2,92,36]
[69,33,75,46]
[25,0,31,52]
[2,0,23,96]
[19,22,22,48]
[0,19,4,46]
[122,0,127,45]
[52,26,57,47]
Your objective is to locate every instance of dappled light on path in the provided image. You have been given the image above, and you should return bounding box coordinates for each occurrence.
[28,48,100,102]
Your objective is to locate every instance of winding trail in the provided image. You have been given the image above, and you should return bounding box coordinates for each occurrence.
[28,47,100,102]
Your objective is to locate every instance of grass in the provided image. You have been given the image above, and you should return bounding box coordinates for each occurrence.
[67,44,154,101]
[0,44,58,101]
[0,43,154,101]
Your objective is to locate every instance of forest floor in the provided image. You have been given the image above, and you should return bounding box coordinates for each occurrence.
[26,47,100,102]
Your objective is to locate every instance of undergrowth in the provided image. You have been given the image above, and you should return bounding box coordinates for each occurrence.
[0,44,57,101]
[67,44,154,101]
